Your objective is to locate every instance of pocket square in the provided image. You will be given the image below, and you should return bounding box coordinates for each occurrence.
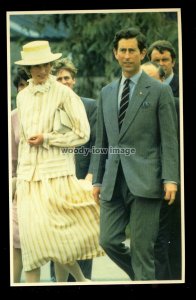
[141,101,150,108]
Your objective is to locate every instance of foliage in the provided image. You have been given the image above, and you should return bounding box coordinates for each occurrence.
[11,11,179,100]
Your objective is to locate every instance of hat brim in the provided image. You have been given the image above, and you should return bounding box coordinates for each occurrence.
[15,53,62,66]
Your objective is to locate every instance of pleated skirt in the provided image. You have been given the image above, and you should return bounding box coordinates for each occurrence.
[16,176,104,271]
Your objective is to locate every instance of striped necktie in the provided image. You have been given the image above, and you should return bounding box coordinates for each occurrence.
[119,78,130,129]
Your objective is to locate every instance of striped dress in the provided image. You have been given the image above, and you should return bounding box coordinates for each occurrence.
[11,109,21,248]
[16,75,104,271]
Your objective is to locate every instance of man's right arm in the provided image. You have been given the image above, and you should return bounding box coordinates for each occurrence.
[92,93,108,200]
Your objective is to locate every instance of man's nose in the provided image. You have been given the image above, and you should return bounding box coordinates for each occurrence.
[125,50,131,58]
[159,60,165,66]
[62,78,68,84]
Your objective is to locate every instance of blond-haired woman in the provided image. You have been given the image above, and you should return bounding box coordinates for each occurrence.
[14,41,103,283]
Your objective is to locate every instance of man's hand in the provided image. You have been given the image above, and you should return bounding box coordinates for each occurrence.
[93,186,101,203]
[28,134,44,146]
[164,183,177,205]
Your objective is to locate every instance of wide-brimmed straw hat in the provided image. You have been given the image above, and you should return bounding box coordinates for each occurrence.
[15,40,62,66]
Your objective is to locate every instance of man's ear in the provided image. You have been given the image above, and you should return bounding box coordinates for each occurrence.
[172,60,175,68]
[141,48,147,61]
[113,48,117,59]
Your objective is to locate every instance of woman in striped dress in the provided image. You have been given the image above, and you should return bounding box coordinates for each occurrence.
[14,41,104,283]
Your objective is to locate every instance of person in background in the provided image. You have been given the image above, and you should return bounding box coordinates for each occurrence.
[13,68,29,94]
[141,61,165,81]
[50,58,97,281]
[14,40,104,283]
[147,40,179,97]
[11,68,29,283]
[93,27,179,281]
[147,40,181,280]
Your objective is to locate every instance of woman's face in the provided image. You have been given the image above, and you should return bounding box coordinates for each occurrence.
[30,63,51,84]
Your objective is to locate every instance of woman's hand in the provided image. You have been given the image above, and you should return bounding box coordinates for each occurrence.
[28,134,44,146]
[93,186,101,204]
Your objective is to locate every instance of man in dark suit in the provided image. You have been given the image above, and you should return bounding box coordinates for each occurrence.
[50,58,97,281]
[93,28,179,281]
[147,40,179,97]
[147,40,181,280]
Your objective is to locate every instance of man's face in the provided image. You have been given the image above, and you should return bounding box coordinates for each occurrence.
[150,49,175,78]
[113,38,146,77]
[56,69,75,89]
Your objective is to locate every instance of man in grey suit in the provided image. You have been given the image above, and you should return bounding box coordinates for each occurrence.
[93,28,179,281]
[51,58,97,281]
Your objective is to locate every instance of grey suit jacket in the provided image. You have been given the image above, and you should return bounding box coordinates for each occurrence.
[75,97,97,179]
[93,71,179,200]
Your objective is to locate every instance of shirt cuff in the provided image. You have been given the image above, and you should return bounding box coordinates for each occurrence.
[163,180,177,184]
[93,183,102,187]
[42,133,49,150]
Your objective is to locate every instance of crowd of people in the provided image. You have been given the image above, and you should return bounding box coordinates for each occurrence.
[11,27,181,283]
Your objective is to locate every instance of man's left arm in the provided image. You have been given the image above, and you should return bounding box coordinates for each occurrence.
[159,84,179,204]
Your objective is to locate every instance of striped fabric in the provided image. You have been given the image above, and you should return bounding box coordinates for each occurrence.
[17,177,104,271]
[16,75,90,181]
[15,75,104,272]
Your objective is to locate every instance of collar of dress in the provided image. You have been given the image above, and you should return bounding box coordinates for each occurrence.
[27,75,56,95]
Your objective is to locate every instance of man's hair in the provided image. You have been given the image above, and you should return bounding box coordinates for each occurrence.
[52,58,78,79]
[142,61,165,80]
[113,27,146,52]
[13,68,29,89]
[147,40,176,61]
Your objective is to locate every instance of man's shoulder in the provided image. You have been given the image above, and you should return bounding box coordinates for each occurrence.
[170,74,179,88]
[102,78,120,92]
[173,73,179,81]
[81,97,97,111]
[81,97,96,104]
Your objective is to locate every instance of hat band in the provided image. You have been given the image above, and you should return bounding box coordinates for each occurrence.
[24,44,48,52]
[21,47,53,62]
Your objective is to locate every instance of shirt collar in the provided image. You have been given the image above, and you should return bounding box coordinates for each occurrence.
[164,72,174,85]
[121,69,142,86]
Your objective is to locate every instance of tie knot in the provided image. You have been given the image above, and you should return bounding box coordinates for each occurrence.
[124,78,130,86]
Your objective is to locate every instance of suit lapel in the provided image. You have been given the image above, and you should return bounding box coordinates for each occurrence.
[119,72,151,138]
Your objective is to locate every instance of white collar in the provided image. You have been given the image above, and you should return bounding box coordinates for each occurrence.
[27,74,56,95]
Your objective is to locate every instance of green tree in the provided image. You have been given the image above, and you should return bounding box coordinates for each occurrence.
[10,11,179,101]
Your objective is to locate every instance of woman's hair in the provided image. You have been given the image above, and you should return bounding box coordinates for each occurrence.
[22,62,54,77]
[52,58,78,79]
[147,40,176,62]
